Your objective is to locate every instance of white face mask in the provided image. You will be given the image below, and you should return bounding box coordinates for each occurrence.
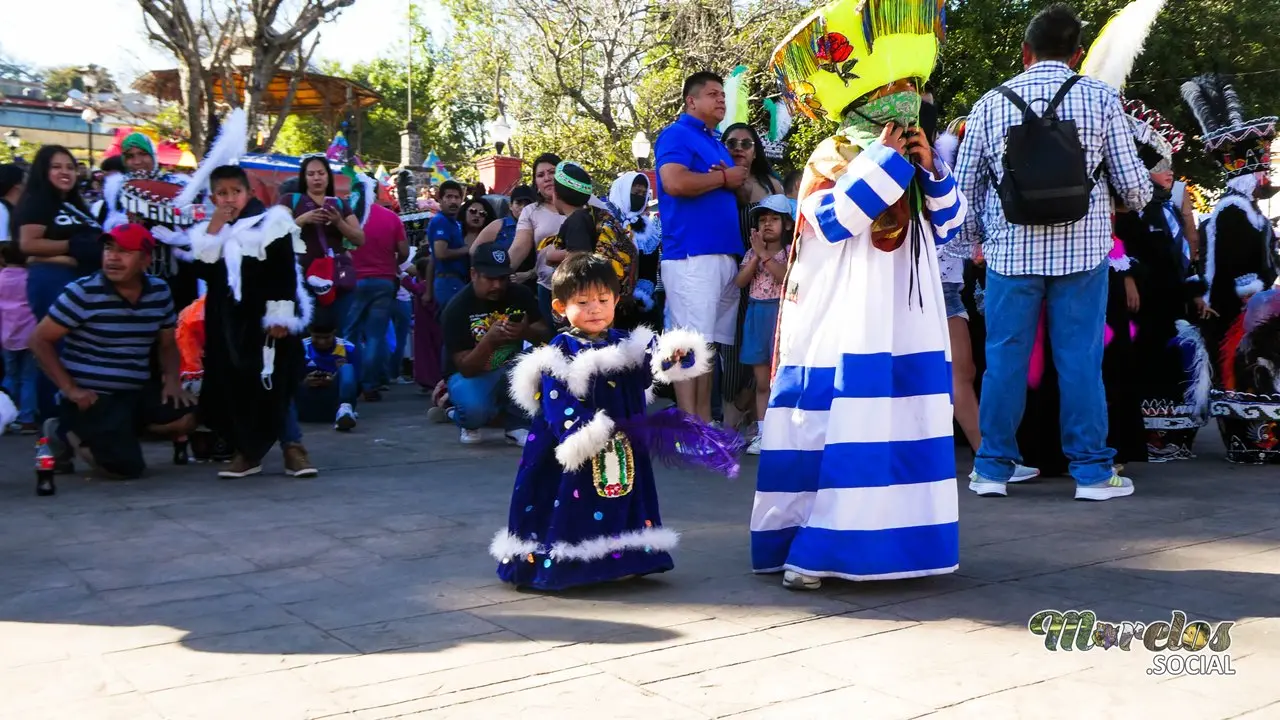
[261,338,276,390]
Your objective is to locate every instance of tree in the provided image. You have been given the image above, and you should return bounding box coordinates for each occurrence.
[137,0,355,153]
[42,65,119,101]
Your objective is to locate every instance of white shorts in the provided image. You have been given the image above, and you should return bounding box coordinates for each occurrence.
[662,254,741,345]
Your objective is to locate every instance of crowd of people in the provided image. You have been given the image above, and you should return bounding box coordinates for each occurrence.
[0,1,1276,590]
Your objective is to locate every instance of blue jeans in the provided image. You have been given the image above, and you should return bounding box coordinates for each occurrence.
[346,278,397,392]
[446,368,528,431]
[976,261,1113,486]
[3,349,39,424]
[296,364,358,423]
[331,290,355,339]
[281,402,303,445]
[434,276,466,318]
[387,298,412,382]
[27,263,81,423]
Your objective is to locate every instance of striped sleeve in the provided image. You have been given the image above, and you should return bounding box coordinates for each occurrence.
[47,282,89,331]
[153,279,177,329]
[917,161,968,246]
[801,142,913,244]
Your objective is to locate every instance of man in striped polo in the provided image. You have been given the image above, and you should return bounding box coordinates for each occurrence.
[29,223,197,480]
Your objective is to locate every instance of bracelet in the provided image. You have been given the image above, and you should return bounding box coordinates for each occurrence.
[719,169,727,187]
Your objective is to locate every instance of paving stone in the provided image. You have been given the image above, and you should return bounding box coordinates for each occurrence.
[77,553,259,592]
[145,669,350,720]
[284,584,495,631]
[720,685,933,720]
[326,610,505,653]
[644,655,847,717]
[0,657,136,713]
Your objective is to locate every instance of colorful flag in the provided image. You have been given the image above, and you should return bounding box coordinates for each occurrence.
[375,164,391,186]
[423,150,451,184]
[325,132,349,162]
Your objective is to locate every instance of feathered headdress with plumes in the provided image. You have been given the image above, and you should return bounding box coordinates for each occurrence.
[1181,74,1277,179]
[174,109,248,209]
[1080,0,1165,92]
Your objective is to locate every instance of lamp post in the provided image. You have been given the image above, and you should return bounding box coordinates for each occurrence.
[80,107,100,168]
[490,115,512,156]
[631,131,651,170]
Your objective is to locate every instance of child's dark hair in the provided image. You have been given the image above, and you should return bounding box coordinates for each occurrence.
[551,253,620,303]
[209,165,251,190]
[100,155,126,175]
[0,242,25,266]
[309,306,338,335]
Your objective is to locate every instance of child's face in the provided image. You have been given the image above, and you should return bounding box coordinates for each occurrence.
[310,330,335,353]
[554,284,617,335]
[756,212,784,243]
[212,178,250,215]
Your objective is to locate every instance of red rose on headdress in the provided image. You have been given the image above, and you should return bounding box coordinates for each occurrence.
[816,33,853,63]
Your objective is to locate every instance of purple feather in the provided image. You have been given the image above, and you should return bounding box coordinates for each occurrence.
[616,407,746,478]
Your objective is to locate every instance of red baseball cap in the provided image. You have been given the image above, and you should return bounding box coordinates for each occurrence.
[101,223,156,253]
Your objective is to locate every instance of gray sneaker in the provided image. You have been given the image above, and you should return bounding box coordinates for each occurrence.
[968,469,1007,497]
[1075,474,1134,501]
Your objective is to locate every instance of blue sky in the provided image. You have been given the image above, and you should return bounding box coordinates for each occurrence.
[1,0,451,84]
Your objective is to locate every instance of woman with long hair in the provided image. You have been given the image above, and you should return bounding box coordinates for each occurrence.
[16,145,103,425]
[518,153,568,324]
[720,124,783,431]
[280,154,365,330]
[458,196,496,248]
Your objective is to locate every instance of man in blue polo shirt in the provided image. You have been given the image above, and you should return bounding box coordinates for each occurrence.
[655,71,749,422]
[428,180,468,311]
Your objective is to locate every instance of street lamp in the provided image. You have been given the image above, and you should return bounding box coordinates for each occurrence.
[80,107,100,168]
[490,115,512,156]
[631,131,651,169]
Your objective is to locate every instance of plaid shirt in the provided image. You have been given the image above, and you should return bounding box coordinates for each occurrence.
[954,61,1152,277]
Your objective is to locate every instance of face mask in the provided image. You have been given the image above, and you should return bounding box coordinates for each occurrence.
[630,192,647,213]
[841,90,923,146]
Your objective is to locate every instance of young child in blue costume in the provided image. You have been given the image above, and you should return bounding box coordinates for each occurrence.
[491,253,722,590]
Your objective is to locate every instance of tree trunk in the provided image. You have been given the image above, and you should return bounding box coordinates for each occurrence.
[178,62,206,154]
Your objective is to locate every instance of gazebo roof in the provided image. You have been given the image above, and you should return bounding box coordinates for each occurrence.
[134,68,381,115]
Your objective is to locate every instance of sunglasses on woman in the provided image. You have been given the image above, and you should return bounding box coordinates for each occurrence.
[725,139,754,150]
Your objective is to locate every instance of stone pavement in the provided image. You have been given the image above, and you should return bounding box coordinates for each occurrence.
[0,388,1277,720]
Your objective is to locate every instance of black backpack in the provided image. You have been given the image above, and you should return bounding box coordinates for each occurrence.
[994,75,1096,226]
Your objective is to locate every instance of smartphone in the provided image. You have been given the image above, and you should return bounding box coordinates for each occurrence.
[509,312,526,324]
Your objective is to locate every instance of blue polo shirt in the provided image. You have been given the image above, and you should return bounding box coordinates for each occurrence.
[655,114,742,260]
[427,212,468,279]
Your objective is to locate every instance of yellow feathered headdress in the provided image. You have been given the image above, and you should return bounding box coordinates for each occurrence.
[769,0,946,123]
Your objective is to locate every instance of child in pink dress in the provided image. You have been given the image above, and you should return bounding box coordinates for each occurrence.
[0,244,38,433]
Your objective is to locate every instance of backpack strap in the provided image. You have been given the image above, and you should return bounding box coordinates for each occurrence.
[1044,75,1084,119]
[993,85,1029,115]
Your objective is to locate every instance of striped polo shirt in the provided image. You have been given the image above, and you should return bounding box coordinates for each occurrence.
[47,272,176,392]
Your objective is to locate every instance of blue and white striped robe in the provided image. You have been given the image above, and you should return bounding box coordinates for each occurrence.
[750,141,967,581]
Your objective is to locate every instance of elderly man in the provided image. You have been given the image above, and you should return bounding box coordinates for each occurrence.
[28,223,196,485]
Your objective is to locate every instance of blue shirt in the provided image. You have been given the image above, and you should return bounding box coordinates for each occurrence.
[48,272,176,392]
[655,113,742,260]
[303,336,359,376]
[427,212,468,279]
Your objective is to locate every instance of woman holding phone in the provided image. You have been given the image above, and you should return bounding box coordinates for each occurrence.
[281,155,365,326]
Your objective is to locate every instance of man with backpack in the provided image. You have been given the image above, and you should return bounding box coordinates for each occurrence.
[953,3,1152,502]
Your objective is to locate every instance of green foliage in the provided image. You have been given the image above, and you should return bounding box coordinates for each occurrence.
[42,64,118,101]
[0,139,39,164]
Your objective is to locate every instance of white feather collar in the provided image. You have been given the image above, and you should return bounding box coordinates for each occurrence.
[188,205,301,301]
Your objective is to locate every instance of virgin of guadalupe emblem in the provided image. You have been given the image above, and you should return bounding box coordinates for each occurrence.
[592,433,635,498]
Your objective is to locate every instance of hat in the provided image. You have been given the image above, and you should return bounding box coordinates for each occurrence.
[473,244,512,278]
[770,0,946,122]
[101,223,155,253]
[121,132,156,159]
[510,185,537,204]
[749,194,795,224]
[1181,74,1277,180]
[554,162,593,207]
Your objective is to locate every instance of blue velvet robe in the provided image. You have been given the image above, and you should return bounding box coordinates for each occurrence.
[491,326,709,590]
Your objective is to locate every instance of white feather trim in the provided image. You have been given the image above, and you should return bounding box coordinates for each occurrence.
[488,526,679,563]
[262,301,299,331]
[354,173,378,230]
[0,390,16,429]
[175,108,248,209]
[151,226,190,248]
[1226,173,1261,199]
[1109,255,1133,272]
[555,411,615,471]
[488,531,540,561]
[935,132,960,171]
[645,386,656,406]
[292,261,314,331]
[1203,192,1269,305]
[507,344,571,417]
[563,326,656,398]
[102,172,125,212]
[188,206,300,302]
[651,328,713,383]
[1236,276,1265,298]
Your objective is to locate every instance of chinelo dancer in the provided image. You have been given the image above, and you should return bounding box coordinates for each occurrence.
[170,111,316,479]
[491,253,741,591]
[750,0,966,590]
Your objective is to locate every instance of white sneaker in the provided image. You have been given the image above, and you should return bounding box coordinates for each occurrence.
[334,403,357,432]
[746,434,763,456]
[1009,464,1040,483]
[505,429,529,447]
[968,469,1008,497]
[782,570,821,590]
[1075,474,1134,501]
[459,428,483,445]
